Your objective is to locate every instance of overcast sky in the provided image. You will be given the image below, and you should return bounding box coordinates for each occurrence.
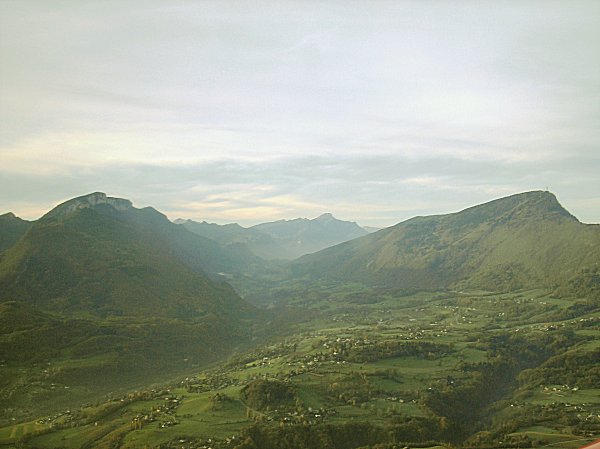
[1,1,599,226]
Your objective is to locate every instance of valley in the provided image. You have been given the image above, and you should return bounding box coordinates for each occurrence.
[3,1,599,447]
[1,285,598,449]
[0,191,599,448]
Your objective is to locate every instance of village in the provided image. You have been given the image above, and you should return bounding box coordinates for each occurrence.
[2,289,598,448]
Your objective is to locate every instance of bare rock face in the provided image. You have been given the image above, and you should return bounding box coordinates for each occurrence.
[78,192,133,211]
[42,192,133,220]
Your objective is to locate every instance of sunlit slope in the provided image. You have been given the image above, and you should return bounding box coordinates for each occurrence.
[291,191,600,296]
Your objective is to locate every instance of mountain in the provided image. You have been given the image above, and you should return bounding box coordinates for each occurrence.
[0,212,32,253]
[176,219,290,260]
[290,191,600,297]
[0,193,257,415]
[250,213,369,260]
[0,192,257,316]
[178,213,370,260]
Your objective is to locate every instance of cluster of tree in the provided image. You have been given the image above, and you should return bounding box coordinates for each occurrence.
[476,329,579,366]
[421,329,581,443]
[541,299,599,322]
[475,401,600,444]
[556,266,600,300]
[518,347,600,388]
[466,431,535,448]
[232,421,442,449]
[327,371,374,405]
[240,379,296,412]
[345,340,452,363]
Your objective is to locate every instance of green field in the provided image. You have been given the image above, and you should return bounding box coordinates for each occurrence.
[2,286,599,449]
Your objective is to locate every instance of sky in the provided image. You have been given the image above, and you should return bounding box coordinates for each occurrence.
[1,1,599,227]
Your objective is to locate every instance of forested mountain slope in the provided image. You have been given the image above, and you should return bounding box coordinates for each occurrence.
[291,191,600,297]
[0,193,257,418]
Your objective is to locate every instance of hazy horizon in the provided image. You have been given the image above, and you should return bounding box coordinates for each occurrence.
[1,1,599,227]
[3,189,593,230]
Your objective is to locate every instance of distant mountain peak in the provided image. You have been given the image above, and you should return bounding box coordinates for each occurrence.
[43,192,133,220]
[1,212,17,219]
[314,212,335,222]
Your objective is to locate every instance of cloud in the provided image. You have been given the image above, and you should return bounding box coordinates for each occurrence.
[1,1,598,225]
[2,149,598,226]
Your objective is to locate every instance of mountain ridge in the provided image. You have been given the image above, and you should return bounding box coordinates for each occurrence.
[178,212,369,260]
[41,192,134,220]
[289,191,600,297]
[0,193,256,318]
[250,212,368,259]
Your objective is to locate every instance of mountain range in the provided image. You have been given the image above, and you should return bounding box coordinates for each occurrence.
[176,213,369,260]
[3,190,598,311]
[1,189,599,421]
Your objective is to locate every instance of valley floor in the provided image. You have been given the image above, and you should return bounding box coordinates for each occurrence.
[1,286,599,449]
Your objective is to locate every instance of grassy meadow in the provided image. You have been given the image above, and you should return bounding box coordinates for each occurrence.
[1,284,598,448]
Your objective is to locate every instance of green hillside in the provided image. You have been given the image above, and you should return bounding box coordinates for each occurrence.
[3,286,598,449]
[0,212,32,253]
[0,193,256,317]
[0,193,257,420]
[290,191,600,297]
[0,191,599,448]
